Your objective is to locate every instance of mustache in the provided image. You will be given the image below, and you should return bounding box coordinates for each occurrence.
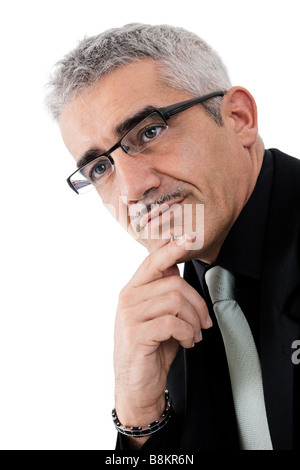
[135,191,183,217]
[130,191,184,231]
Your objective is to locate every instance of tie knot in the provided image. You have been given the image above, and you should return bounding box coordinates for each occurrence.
[205,266,236,304]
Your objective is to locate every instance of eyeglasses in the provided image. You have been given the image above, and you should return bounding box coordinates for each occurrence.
[67,90,225,194]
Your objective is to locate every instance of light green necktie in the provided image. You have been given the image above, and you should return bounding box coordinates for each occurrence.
[205,266,273,450]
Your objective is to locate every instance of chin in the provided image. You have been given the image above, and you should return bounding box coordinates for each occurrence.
[142,237,172,254]
[138,236,206,262]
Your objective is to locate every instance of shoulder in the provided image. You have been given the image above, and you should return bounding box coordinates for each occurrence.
[268,148,300,220]
[270,148,300,180]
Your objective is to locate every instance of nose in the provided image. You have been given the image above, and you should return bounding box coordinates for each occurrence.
[113,150,161,202]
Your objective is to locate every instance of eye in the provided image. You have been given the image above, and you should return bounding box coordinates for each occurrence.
[121,113,168,155]
[89,159,112,182]
[141,125,165,143]
[144,126,159,140]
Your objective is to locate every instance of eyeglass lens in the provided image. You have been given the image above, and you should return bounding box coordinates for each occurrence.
[69,112,168,194]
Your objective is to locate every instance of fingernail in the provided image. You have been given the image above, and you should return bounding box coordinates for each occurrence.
[194,330,202,343]
[176,233,195,247]
[206,316,213,328]
[176,235,186,246]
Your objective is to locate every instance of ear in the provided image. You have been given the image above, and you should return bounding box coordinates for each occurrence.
[222,87,258,148]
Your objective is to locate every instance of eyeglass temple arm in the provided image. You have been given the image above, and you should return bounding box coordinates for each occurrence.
[160,91,225,120]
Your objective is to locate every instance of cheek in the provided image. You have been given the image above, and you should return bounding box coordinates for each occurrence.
[99,190,133,234]
[163,121,220,184]
[157,137,200,183]
[97,188,119,220]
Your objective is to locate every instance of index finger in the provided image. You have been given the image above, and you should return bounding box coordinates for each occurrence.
[128,234,193,287]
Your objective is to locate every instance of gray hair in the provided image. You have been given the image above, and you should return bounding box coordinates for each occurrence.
[45,23,232,124]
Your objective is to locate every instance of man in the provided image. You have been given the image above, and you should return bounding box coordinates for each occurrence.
[46,23,300,450]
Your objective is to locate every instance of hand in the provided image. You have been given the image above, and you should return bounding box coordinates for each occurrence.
[113,235,212,446]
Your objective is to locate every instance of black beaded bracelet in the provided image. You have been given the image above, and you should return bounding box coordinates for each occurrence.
[112,390,172,438]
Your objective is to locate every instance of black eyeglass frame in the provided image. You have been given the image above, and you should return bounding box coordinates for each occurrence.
[67,90,226,193]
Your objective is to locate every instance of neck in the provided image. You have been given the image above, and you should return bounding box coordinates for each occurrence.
[198,139,266,265]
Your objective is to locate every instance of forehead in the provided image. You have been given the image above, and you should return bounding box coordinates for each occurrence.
[59,59,190,162]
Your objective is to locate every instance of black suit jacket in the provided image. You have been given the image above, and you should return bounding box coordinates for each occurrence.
[140,149,300,451]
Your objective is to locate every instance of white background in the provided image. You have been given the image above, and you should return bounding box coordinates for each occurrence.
[1,0,299,450]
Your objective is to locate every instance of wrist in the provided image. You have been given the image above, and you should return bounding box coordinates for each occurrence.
[113,390,172,438]
[115,391,166,428]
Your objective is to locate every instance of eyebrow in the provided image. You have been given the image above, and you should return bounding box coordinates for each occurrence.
[76,105,158,169]
[76,147,104,169]
[116,105,157,135]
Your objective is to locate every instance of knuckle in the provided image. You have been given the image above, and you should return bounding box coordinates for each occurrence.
[118,286,132,309]
[168,290,182,305]
[118,284,129,299]
[163,274,182,293]
[184,324,195,341]
[169,291,186,311]
[143,253,154,271]
[169,275,184,290]
[165,314,176,330]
